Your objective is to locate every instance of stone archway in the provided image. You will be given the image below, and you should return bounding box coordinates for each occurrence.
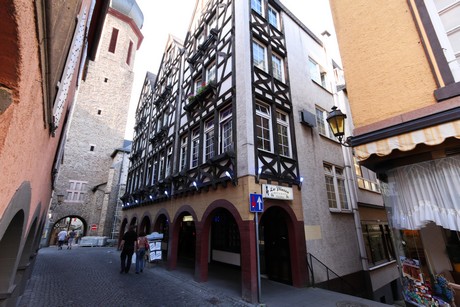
[50,216,86,246]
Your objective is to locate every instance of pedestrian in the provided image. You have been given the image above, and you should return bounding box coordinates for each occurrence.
[135,232,149,274]
[67,230,76,249]
[118,226,137,274]
[57,229,67,250]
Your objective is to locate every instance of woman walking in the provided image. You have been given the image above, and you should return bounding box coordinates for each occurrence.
[135,232,149,274]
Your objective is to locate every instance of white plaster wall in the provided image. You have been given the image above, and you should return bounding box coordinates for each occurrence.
[283,11,362,276]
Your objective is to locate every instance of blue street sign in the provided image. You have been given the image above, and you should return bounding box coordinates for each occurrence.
[249,193,264,212]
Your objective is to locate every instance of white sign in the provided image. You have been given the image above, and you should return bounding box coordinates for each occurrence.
[262,184,293,200]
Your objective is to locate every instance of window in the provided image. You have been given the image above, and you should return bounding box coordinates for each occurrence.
[108,28,119,53]
[309,58,328,88]
[324,163,349,211]
[191,128,200,168]
[354,158,381,193]
[315,106,336,140]
[206,64,216,84]
[276,111,291,157]
[180,136,187,170]
[255,103,272,152]
[126,41,133,65]
[159,153,165,180]
[268,5,279,28]
[165,146,173,177]
[253,41,267,71]
[251,0,263,15]
[204,118,215,161]
[362,224,395,267]
[272,53,284,81]
[423,0,460,82]
[195,78,203,95]
[220,107,233,153]
[89,145,95,152]
[66,180,87,202]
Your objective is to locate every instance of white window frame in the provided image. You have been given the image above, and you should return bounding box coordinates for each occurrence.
[180,136,188,171]
[268,5,279,28]
[251,0,263,15]
[324,163,350,212]
[191,128,200,168]
[219,107,233,153]
[315,106,336,140]
[276,110,291,157]
[272,53,284,82]
[66,180,88,202]
[309,57,328,89]
[255,102,273,152]
[206,63,216,84]
[204,118,215,162]
[165,146,173,177]
[253,40,267,72]
[195,78,203,95]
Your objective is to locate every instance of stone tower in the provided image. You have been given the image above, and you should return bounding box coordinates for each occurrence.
[51,0,143,239]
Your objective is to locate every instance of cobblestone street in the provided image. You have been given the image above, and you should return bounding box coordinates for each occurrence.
[18,246,251,307]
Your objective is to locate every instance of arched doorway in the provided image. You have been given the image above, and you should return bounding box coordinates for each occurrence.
[260,206,292,285]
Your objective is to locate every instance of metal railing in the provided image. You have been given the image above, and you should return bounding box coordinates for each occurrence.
[306,253,358,296]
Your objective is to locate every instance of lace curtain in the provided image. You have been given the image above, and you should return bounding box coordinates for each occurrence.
[385,155,460,231]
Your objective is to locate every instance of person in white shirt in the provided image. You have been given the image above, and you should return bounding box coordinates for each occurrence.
[57,230,68,250]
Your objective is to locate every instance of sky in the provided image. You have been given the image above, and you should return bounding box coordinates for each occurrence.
[125,0,338,140]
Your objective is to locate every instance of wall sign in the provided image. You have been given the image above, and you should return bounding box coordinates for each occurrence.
[262,184,293,200]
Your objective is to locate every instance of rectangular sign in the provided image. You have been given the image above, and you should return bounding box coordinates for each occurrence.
[249,193,264,212]
[262,184,294,200]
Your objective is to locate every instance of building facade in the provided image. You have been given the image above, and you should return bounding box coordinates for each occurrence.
[122,0,392,303]
[0,0,107,305]
[330,0,460,305]
[49,0,143,242]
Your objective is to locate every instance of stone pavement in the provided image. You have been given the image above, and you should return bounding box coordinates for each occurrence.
[18,245,390,307]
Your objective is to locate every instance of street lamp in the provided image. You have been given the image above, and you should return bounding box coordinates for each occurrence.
[326,106,351,147]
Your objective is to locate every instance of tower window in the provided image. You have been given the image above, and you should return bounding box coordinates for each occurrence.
[126,41,133,65]
[109,28,119,53]
[90,145,95,152]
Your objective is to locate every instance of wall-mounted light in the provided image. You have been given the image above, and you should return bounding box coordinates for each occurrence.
[225,171,232,179]
[164,191,169,197]
[256,167,263,182]
[193,181,199,191]
[149,194,154,200]
[298,176,304,190]
[57,194,65,204]
[326,106,351,147]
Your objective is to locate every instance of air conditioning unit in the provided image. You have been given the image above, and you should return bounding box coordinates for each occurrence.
[300,110,316,127]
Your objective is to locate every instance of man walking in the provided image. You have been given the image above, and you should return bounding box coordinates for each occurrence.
[57,229,68,250]
[118,226,137,273]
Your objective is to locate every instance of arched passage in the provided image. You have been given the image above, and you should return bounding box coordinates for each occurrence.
[139,215,151,235]
[153,213,170,261]
[170,207,198,271]
[50,215,86,246]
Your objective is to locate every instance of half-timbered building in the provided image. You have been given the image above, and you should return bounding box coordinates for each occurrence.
[122,0,364,302]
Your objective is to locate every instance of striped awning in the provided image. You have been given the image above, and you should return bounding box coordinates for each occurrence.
[354,119,460,161]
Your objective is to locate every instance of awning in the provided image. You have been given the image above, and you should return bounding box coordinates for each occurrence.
[354,119,460,161]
